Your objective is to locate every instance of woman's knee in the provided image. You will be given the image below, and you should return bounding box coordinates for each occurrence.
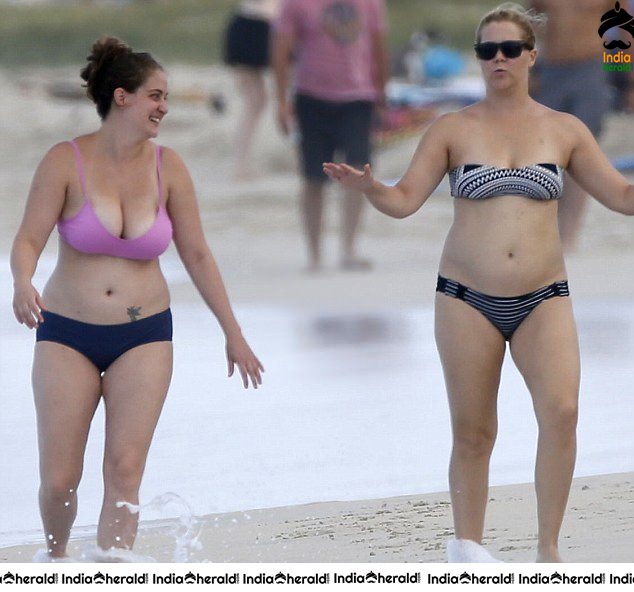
[452,421,497,458]
[40,472,81,503]
[239,75,267,113]
[103,453,146,496]
[250,88,267,113]
[538,399,579,436]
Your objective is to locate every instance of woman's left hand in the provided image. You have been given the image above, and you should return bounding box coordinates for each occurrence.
[226,335,265,389]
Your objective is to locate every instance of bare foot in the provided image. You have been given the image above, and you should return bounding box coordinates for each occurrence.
[536,545,563,562]
[32,549,73,563]
[340,257,372,271]
[304,260,322,273]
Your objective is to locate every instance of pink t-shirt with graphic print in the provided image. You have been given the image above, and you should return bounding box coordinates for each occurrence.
[275,0,387,103]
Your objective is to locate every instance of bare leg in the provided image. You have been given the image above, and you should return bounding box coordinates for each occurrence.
[435,294,506,542]
[232,66,267,180]
[33,343,102,558]
[557,173,589,251]
[340,187,369,269]
[97,342,173,551]
[302,180,325,271]
[510,297,580,563]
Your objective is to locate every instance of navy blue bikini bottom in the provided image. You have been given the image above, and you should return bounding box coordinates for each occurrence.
[36,309,173,373]
[436,275,569,340]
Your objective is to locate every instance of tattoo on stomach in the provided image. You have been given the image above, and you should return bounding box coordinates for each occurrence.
[127,306,142,321]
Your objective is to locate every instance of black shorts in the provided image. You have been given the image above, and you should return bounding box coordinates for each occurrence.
[532,59,611,137]
[295,93,374,183]
[223,14,271,68]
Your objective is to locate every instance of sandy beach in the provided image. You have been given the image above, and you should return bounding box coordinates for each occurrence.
[1,473,633,563]
[1,65,634,563]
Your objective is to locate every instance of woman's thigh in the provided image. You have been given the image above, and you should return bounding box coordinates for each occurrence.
[101,341,173,468]
[32,342,102,482]
[509,296,580,423]
[434,294,507,429]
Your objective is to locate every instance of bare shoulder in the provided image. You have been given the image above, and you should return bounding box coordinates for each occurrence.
[439,103,487,130]
[421,109,468,142]
[157,144,193,183]
[42,140,74,165]
[34,141,76,182]
[157,144,188,172]
[541,105,593,139]
[157,145,196,201]
[425,105,484,144]
[430,108,470,131]
[22,142,75,221]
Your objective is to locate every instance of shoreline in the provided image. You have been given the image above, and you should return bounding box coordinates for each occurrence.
[2,472,632,563]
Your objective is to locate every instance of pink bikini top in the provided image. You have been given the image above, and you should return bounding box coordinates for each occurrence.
[57,140,173,260]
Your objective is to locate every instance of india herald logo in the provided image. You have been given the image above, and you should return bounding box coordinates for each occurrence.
[600,1,634,70]
[599,1,634,49]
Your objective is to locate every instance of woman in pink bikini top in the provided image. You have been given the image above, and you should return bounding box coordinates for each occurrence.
[10,36,264,562]
[57,139,173,260]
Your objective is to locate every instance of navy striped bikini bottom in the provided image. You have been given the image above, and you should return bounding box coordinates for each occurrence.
[436,275,569,340]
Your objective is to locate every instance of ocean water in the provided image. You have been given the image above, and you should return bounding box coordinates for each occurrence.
[1,256,634,548]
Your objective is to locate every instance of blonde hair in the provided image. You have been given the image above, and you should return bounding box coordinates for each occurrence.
[476,3,546,47]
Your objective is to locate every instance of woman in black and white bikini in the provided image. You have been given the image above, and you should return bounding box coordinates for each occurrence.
[325,3,634,562]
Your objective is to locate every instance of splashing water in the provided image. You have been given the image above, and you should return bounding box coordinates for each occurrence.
[80,545,158,563]
[117,492,202,562]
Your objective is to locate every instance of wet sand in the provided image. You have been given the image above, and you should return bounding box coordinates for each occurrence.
[1,472,633,563]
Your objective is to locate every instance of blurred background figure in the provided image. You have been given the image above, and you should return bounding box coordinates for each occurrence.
[400,28,465,86]
[272,0,389,271]
[223,0,281,181]
[530,0,616,251]
[400,31,428,85]
[421,29,465,83]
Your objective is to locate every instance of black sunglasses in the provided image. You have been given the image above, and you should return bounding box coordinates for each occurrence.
[474,40,532,60]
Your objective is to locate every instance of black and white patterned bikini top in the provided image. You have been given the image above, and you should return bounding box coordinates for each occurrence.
[449,163,564,201]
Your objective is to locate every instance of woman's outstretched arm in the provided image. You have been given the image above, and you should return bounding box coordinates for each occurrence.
[323,112,454,218]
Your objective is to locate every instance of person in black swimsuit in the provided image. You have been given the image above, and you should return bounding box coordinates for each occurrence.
[223,0,280,180]
[325,4,634,563]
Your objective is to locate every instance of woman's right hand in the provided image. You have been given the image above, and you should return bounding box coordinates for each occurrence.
[226,334,265,389]
[13,283,46,329]
[322,162,376,193]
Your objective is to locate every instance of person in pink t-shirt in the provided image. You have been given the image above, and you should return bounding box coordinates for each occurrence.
[272,0,389,271]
